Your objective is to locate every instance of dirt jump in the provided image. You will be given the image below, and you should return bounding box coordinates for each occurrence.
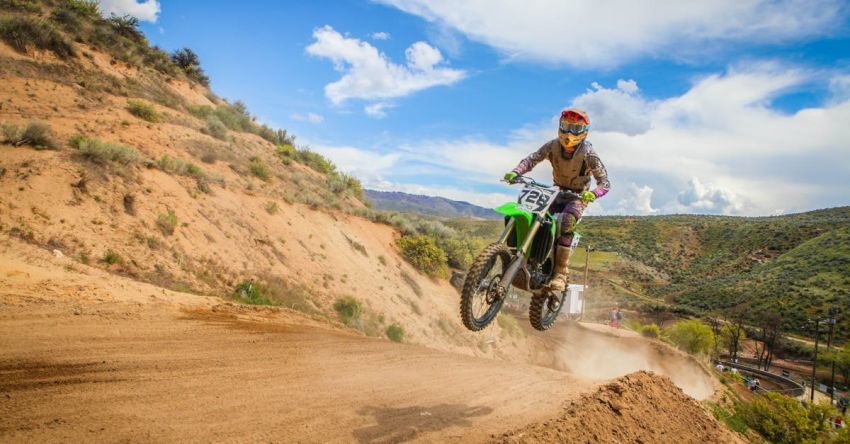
[0,242,738,443]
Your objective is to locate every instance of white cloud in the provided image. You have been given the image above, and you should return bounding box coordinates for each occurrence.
[572,79,652,135]
[306,25,466,105]
[367,64,850,215]
[305,63,849,215]
[309,144,401,185]
[829,74,850,103]
[616,183,658,215]
[371,32,390,40]
[676,177,746,215]
[375,0,846,67]
[365,102,394,118]
[291,112,324,124]
[98,0,160,22]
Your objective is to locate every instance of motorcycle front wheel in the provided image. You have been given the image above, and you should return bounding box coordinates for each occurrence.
[460,243,512,331]
[529,292,564,331]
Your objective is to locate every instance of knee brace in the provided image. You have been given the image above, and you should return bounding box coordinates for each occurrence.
[557,214,578,246]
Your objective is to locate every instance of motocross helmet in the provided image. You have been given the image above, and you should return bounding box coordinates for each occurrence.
[558,108,590,149]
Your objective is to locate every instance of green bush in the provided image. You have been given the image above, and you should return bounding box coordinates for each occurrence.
[107,14,143,42]
[736,392,836,443]
[170,47,209,86]
[100,249,121,265]
[397,235,449,278]
[276,143,296,158]
[71,135,139,165]
[156,210,178,236]
[334,296,362,325]
[276,144,295,165]
[664,319,714,354]
[1,0,43,13]
[386,324,405,342]
[0,17,74,58]
[2,121,59,149]
[232,281,274,306]
[296,148,336,174]
[640,323,661,338]
[202,116,227,140]
[2,122,17,142]
[127,100,160,122]
[265,201,279,214]
[249,157,271,182]
[64,0,99,18]
[156,155,203,177]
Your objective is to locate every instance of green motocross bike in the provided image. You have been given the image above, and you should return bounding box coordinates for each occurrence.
[460,176,583,332]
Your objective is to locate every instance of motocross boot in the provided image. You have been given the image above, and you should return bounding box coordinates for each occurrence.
[547,247,570,293]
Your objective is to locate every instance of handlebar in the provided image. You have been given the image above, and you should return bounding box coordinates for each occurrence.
[503,175,582,199]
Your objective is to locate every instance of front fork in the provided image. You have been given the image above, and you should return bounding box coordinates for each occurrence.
[497,216,543,295]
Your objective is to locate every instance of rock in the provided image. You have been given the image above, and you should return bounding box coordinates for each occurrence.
[52,249,64,258]
[450,271,466,291]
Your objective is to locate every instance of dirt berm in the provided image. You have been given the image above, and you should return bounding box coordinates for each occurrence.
[494,371,742,443]
[0,240,743,443]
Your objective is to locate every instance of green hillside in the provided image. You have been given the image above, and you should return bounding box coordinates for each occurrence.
[423,207,850,339]
[577,207,850,338]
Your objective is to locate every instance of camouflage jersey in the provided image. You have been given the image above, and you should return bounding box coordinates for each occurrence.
[512,139,610,198]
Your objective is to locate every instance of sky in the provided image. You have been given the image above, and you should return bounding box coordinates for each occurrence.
[104,0,850,216]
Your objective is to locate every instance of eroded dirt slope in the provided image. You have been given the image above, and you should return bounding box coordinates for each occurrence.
[0,238,739,443]
[0,239,594,443]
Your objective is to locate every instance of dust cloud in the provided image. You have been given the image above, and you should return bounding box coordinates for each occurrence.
[525,322,715,400]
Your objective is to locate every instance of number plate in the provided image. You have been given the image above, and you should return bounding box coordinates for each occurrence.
[517,186,558,214]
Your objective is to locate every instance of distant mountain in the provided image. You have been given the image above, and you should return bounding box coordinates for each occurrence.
[365,190,501,220]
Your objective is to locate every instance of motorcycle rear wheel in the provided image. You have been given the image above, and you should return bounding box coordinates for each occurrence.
[460,243,512,331]
[529,292,564,331]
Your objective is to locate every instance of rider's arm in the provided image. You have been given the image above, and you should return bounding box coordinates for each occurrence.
[586,148,610,199]
[512,140,555,176]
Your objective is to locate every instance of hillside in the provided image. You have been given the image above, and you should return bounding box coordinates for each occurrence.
[365,189,501,220]
[0,2,751,442]
[0,0,522,357]
[577,208,850,338]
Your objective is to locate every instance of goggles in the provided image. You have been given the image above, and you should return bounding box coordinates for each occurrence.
[559,121,588,135]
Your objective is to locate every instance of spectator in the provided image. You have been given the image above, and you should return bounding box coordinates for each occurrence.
[608,306,618,328]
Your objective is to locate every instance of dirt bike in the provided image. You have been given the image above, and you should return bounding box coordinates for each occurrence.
[460,176,584,332]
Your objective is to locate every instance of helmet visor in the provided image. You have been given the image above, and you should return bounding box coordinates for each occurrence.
[559,121,588,135]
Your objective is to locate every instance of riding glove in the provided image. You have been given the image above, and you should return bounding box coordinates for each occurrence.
[580,190,597,204]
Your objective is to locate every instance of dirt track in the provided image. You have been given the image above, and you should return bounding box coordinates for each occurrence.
[0,246,601,443]
[1,303,600,443]
[0,241,736,443]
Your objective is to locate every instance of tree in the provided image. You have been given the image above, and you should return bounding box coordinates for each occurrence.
[720,323,747,360]
[707,315,723,356]
[754,311,783,371]
[170,48,209,86]
[640,303,673,328]
[718,307,748,362]
[665,320,715,355]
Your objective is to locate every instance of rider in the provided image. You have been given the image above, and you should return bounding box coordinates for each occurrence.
[503,108,610,292]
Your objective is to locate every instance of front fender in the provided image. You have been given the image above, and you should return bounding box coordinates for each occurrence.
[494,202,557,247]
[494,202,532,224]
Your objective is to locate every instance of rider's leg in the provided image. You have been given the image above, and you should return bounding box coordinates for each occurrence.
[548,201,585,292]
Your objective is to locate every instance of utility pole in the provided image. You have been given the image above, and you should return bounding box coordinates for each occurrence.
[812,318,820,402]
[829,307,839,404]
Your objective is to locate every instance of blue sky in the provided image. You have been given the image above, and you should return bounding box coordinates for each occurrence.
[104,0,850,216]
